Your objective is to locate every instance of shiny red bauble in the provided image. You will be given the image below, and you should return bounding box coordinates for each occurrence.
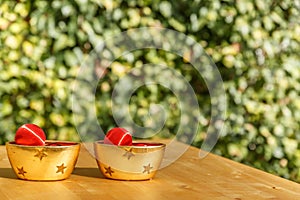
[104,127,132,146]
[15,124,46,146]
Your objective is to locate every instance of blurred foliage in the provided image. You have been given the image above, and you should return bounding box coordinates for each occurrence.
[1,0,300,182]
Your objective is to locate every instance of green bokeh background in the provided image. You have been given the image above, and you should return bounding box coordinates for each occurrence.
[1,0,300,182]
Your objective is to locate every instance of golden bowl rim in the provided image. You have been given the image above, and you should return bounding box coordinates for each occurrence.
[6,140,80,149]
[94,140,166,149]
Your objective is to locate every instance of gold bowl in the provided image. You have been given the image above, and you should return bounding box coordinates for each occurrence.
[6,140,80,181]
[94,141,166,181]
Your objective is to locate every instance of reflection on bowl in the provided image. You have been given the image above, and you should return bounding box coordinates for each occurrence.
[6,141,80,181]
[94,141,166,181]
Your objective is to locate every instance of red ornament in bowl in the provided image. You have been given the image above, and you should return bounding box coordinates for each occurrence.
[103,127,132,146]
[15,124,46,146]
[7,123,80,181]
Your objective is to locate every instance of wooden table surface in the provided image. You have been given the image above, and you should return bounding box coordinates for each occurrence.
[0,140,299,200]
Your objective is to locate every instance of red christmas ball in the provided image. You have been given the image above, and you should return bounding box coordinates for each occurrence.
[15,124,46,146]
[104,127,132,146]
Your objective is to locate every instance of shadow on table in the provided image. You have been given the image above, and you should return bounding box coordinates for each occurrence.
[72,167,104,178]
[1,167,105,179]
[0,168,17,179]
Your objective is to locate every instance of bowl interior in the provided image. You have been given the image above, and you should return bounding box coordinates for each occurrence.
[8,140,79,147]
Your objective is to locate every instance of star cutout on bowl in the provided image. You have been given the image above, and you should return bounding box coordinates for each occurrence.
[56,163,67,174]
[104,166,114,176]
[123,148,135,160]
[17,166,27,176]
[34,148,48,161]
[143,163,153,174]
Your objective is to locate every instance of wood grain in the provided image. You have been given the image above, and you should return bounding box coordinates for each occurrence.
[0,140,299,200]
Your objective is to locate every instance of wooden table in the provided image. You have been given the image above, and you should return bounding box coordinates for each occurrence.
[0,140,299,200]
